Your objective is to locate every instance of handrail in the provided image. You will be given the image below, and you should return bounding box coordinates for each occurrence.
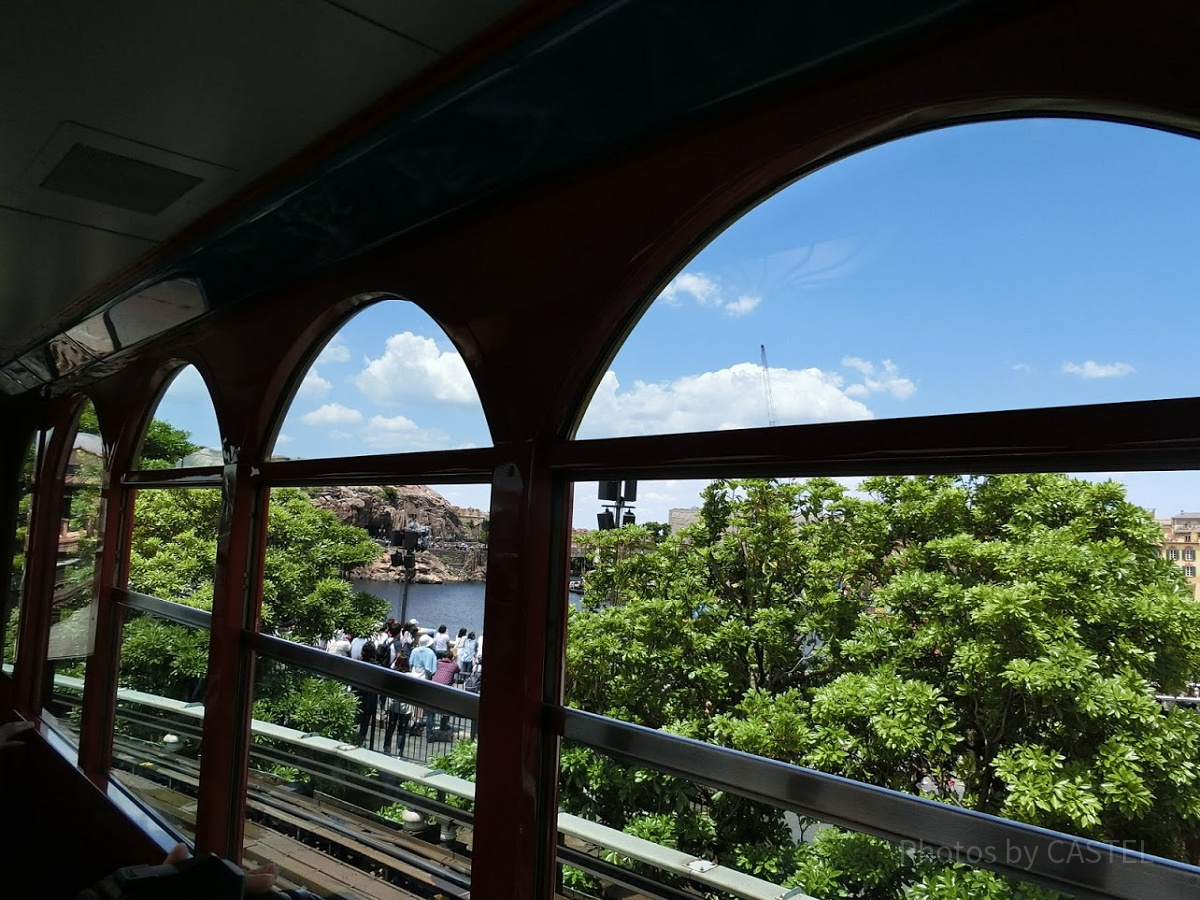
[554,706,1200,900]
[119,589,214,630]
[63,674,793,900]
[121,468,223,488]
[114,589,479,718]
[114,591,1200,897]
[251,631,480,720]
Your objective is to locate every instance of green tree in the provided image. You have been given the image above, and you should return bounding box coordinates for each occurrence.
[76,404,200,468]
[565,475,1200,897]
[121,483,387,741]
[139,418,200,467]
[3,439,38,663]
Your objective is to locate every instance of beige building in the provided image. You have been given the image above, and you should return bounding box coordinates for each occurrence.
[1158,513,1200,600]
[668,507,700,533]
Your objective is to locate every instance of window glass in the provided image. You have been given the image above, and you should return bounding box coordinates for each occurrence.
[3,434,40,673]
[44,402,106,742]
[577,120,1200,439]
[259,481,487,666]
[563,471,1200,891]
[244,477,487,890]
[245,655,478,894]
[110,485,219,834]
[127,488,220,608]
[269,298,490,461]
[557,741,1072,900]
[112,609,210,843]
[133,365,222,469]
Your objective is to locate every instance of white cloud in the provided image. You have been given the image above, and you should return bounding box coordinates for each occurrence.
[361,414,451,452]
[275,433,293,445]
[656,271,763,317]
[1010,362,1034,373]
[1061,360,1135,379]
[301,403,363,427]
[659,272,722,307]
[317,340,351,364]
[297,367,332,400]
[328,430,352,440]
[842,356,874,377]
[578,362,872,438]
[354,332,476,406]
[724,295,761,317]
[840,357,916,400]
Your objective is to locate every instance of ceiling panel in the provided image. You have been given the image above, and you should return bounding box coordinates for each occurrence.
[0,1,439,223]
[0,0,495,366]
[0,207,154,358]
[326,0,526,53]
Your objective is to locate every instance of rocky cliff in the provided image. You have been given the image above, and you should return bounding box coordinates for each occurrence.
[310,485,487,583]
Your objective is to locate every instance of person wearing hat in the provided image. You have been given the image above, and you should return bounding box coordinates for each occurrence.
[407,634,439,742]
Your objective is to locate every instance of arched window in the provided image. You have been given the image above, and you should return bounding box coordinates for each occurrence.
[44,399,106,744]
[578,119,1200,442]
[112,364,224,834]
[558,119,1200,894]
[250,297,491,871]
[133,364,223,469]
[273,299,489,457]
[2,433,41,673]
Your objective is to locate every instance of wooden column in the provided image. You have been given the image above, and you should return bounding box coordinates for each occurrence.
[0,417,33,674]
[193,456,264,859]
[13,421,71,717]
[76,478,135,787]
[472,442,571,900]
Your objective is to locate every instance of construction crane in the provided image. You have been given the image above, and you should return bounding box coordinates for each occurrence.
[760,344,777,427]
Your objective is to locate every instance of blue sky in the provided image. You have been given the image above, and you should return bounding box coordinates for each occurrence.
[153,117,1200,525]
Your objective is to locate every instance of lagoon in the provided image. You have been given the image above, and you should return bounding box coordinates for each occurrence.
[351,578,487,635]
[350,578,583,638]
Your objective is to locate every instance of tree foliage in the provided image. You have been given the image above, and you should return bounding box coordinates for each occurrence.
[4,439,38,661]
[565,475,1200,897]
[77,404,200,468]
[121,462,387,741]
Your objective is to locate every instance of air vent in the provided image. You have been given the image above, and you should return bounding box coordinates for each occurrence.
[40,143,203,215]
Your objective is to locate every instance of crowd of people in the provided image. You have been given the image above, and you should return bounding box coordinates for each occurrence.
[322,618,482,756]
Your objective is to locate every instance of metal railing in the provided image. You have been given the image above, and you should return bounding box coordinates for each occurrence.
[76,676,792,900]
[554,706,1200,900]
[110,590,1200,900]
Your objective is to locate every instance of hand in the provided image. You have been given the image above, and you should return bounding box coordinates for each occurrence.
[163,843,279,894]
[0,720,33,750]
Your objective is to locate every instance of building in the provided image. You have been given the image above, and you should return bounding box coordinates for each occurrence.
[667,507,700,533]
[1159,513,1200,599]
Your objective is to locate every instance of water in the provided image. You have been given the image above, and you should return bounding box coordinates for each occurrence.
[349,579,582,638]
[351,579,487,635]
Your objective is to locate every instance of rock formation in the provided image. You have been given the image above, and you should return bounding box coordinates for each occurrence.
[310,485,487,583]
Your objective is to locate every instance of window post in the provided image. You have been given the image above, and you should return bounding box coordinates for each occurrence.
[193,454,264,860]
[472,443,569,900]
